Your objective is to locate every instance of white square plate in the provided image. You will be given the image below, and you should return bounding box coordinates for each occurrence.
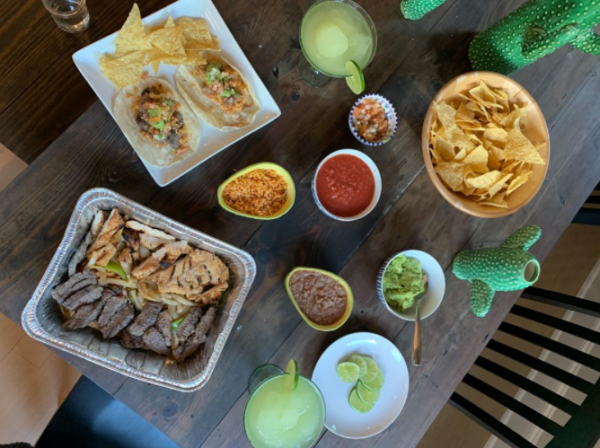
[73,0,281,187]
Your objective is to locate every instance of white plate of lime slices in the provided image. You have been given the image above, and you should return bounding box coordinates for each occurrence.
[312,332,409,439]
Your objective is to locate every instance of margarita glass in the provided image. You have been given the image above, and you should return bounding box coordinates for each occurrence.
[299,0,377,88]
[244,364,326,448]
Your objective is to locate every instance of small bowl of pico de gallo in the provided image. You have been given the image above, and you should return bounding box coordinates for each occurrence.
[349,94,397,147]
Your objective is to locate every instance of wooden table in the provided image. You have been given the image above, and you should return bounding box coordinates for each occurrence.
[1,0,600,447]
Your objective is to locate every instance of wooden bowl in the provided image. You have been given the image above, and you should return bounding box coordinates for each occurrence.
[421,71,550,218]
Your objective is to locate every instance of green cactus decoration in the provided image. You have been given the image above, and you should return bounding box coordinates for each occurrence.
[400,0,449,20]
[453,226,542,317]
[469,0,600,75]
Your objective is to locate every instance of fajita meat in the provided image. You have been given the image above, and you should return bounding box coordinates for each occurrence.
[52,270,96,303]
[62,286,104,312]
[173,306,216,362]
[143,327,171,356]
[128,302,163,337]
[62,295,108,330]
[99,302,135,339]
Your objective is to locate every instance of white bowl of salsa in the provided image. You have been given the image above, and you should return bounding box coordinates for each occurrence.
[311,149,382,221]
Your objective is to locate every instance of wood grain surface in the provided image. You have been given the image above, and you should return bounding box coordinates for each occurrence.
[1,0,599,447]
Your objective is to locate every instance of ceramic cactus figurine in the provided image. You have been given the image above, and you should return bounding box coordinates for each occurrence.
[453,226,542,317]
[469,0,600,75]
[400,0,449,20]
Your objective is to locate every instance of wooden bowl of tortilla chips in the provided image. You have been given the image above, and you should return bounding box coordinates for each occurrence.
[422,71,550,218]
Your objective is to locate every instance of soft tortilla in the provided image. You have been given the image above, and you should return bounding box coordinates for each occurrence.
[113,78,200,167]
[175,52,261,131]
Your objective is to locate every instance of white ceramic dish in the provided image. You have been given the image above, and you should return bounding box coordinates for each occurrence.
[312,332,409,439]
[311,149,382,222]
[377,250,446,321]
[72,0,281,187]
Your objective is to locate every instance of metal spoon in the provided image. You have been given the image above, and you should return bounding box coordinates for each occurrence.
[412,278,428,366]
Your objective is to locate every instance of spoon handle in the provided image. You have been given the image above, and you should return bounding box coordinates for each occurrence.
[413,304,422,366]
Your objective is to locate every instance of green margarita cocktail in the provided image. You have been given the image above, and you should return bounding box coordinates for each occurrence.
[299,0,377,88]
[244,364,325,448]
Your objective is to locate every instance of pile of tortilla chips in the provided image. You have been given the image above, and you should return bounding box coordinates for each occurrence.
[100,4,220,88]
[429,80,546,209]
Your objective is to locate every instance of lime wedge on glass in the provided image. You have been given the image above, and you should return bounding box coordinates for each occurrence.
[348,355,367,378]
[337,362,360,383]
[362,368,385,391]
[349,387,374,413]
[285,359,299,392]
[361,357,379,383]
[345,60,365,95]
[357,380,381,405]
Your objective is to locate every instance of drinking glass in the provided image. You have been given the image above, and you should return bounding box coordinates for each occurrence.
[42,0,90,33]
[244,364,326,448]
[298,0,378,88]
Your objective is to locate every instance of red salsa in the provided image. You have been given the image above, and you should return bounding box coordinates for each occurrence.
[315,154,376,218]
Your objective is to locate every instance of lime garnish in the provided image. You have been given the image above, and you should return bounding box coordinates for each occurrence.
[362,368,385,391]
[348,355,367,378]
[361,357,379,383]
[337,362,360,383]
[357,380,381,405]
[285,359,299,393]
[345,60,365,95]
[349,387,374,413]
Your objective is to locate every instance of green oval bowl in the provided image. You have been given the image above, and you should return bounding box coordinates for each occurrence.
[285,267,354,332]
[217,162,296,220]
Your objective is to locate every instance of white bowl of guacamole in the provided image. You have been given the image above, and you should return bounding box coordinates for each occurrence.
[377,250,446,321]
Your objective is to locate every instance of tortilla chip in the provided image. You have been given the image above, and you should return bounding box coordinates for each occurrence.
[164,15,176,28]
[454,148,467,161]
[506,171,532,195]
[435,102,457,133]
[483,127,508,144]
[435,138,455,162]
[480,192,508,208]
[100,51,146,88]
[487,173,512,198]
[505,129,546,164]
[435,162,464,191]
[148,25,185,56]
[115,4,152,56]
[467,171,501,189]
[177,17,217,50]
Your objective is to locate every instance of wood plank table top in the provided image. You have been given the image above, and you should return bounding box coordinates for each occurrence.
[1,0,600,447]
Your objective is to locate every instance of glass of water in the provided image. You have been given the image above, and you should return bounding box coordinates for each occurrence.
[42,0,90,33]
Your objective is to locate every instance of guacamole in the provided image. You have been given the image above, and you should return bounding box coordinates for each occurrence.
[382,255,425,312]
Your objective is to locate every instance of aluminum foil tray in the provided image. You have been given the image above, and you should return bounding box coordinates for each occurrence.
[21,188,256,391]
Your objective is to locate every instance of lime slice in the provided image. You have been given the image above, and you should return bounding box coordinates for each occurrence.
[349,387,374,413]
[285,359,299,393]
[348,355,367,378]
[337,362,360,383]
[362,368,385,391]
[361,357,379,383]
[357,380,381,405]
[345,60,365,95]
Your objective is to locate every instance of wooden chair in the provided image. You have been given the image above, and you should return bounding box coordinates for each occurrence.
[449,287,600,448]
[572,182,600,227]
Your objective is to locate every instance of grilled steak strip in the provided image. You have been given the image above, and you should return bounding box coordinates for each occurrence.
[175,307,203,341]
[156,310,173,348]
[128,302,163,337]
[98,294,127,328]
[173,306,217,362]
[52,270,96,303]
[143,327,171,356]
[120,327,146,349]
[100,303,134,339]
[62,286,103,311]
[62,295,108,331]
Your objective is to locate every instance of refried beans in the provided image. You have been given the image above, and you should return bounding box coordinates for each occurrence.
[289,270,347,326]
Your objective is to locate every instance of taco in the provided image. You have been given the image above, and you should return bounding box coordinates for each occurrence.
[175,52,261,130]
[114,78,200,167]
